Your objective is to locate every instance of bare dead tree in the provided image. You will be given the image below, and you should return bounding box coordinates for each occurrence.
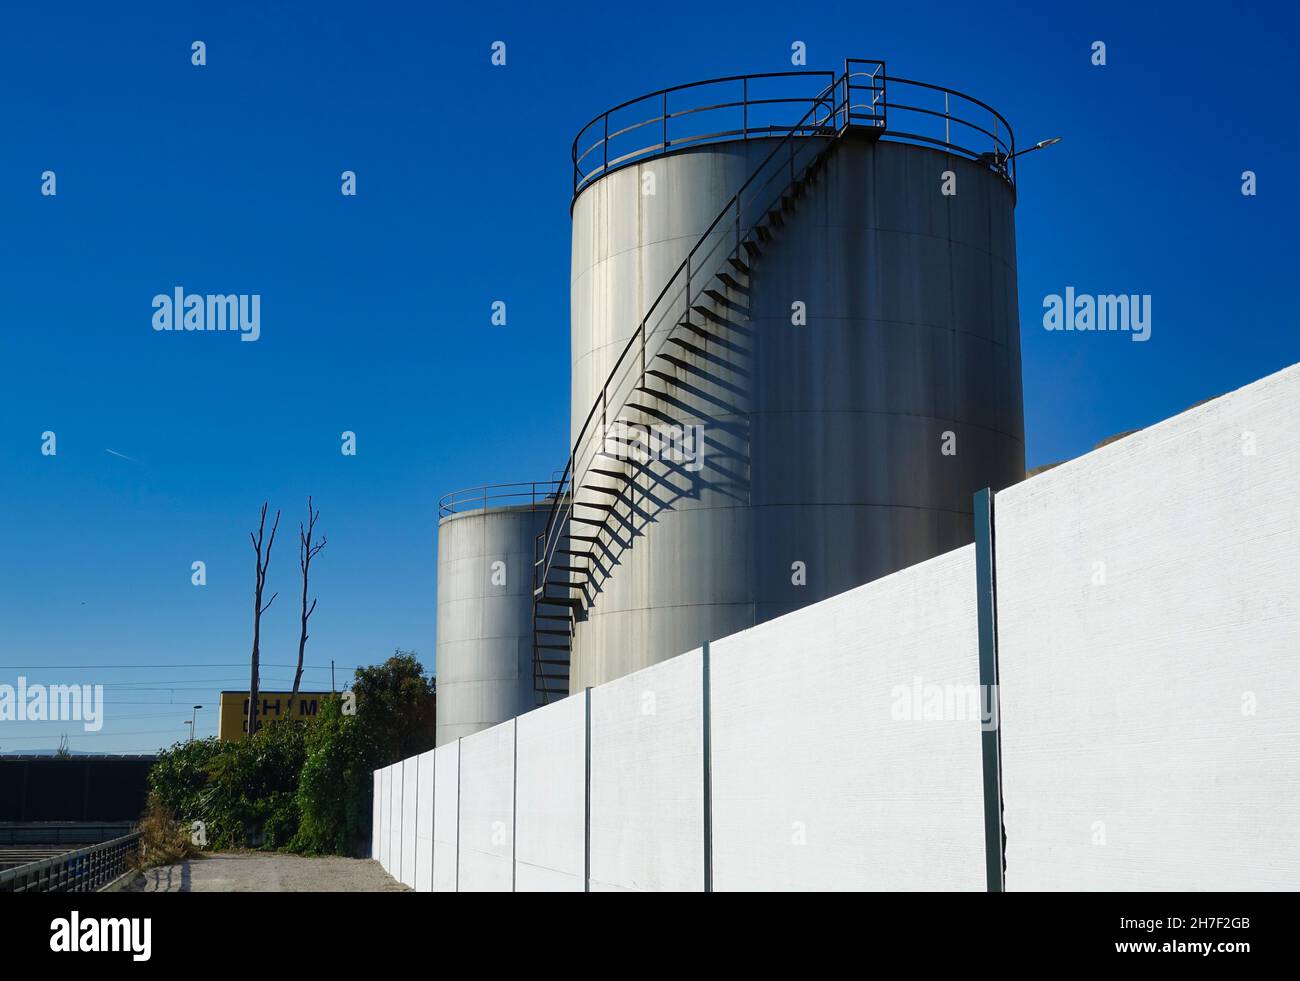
[248,502,280,738]
[291,496,326,705]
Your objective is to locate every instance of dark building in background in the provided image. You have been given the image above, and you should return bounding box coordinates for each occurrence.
[0,755,155,822]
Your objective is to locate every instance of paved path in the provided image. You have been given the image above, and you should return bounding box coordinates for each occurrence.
[131,853,409,892]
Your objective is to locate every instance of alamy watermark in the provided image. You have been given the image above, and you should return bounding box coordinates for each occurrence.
[1043,287,1151,342]
[152,287,261,341]
[50,912,150,961]
[599,421,705,472]
[0,677,104,732]
[890,677,998,731]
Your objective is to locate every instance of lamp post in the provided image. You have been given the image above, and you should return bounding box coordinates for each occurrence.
[189,704,203,741]
[980,136,1061,178]
[1010,136,1063,159]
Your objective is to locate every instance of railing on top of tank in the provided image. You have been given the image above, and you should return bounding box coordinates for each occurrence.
[438,481,563,518]
[571,57,1017,200]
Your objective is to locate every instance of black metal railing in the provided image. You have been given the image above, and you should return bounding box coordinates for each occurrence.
[0,832,140,893]
[571,57,1016,200]
[572,70,837,198]
[438,480,563,518]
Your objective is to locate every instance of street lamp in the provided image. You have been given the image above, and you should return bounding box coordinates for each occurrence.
[979,136,1061,178]
[1010,135,1063,159]
[189,704,203,741]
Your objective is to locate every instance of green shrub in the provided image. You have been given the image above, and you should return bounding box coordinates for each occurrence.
[292,698,378,854]
[149,718,307,850]
[145,651,435,857]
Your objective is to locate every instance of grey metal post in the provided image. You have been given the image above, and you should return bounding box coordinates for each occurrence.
[455,737,461,892]
[411,756,418,889]
[973,487,1005,892]
[512,720,518,892]
[702,640,713,893]
[390,762,398,878]
[584,686,592,892]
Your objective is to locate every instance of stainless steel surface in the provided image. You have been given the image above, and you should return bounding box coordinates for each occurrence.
[567,131,1025,690]
[436,496,555,745]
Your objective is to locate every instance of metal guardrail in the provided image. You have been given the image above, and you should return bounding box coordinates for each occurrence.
[0,831,140,893]
[571,57,1016,200]
[437,480,563,518]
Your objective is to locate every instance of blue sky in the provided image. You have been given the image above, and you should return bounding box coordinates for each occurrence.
[1,0,1296,752]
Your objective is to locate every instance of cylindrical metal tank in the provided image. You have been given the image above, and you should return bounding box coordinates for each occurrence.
[564,67,1025,690]
[435,484,557,746]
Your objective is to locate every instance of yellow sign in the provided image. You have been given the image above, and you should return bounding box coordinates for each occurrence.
[217,690,334,741]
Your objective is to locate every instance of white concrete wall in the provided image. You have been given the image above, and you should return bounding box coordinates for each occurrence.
[432,740,460,892]
[515,693,586,892]
[400,758,418,887]
[382,764,397,878]
[371,770,381,862]
[996,363,1300,890]
[383,765,396,875]
[457,720,515,892]
[374,365,1300,891]
[589,649,705,892]
[415,750,435,892]
[711,546,985,890]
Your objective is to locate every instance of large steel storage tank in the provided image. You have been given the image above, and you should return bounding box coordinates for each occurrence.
[435,483,561,745]
[543,61,1026,692]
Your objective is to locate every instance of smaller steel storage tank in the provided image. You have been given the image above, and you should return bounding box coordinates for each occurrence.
[434,482,558,746]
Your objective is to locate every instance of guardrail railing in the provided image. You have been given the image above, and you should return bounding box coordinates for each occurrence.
[571,57,1017,201]
[438,480,563,518]
[0,832,140,893]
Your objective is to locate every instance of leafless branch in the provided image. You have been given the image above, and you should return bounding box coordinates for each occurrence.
[292,496,326,703]
[248,503,281,738]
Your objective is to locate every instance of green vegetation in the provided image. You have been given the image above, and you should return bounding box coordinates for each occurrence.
[146,651,435,856]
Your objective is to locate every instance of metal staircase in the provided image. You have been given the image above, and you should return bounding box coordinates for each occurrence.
[530,64,893,704]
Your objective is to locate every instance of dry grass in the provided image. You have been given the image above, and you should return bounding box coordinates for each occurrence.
[135,793,198,869]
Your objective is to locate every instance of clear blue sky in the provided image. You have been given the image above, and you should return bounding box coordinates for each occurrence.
[1,1,1296,752]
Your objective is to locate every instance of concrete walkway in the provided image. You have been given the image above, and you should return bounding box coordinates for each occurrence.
[131,852,409,892]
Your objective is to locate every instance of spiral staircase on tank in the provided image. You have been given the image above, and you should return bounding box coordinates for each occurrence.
[531,59,1018,704]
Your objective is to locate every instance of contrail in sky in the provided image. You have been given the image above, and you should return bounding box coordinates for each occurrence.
[104,448,138,462]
